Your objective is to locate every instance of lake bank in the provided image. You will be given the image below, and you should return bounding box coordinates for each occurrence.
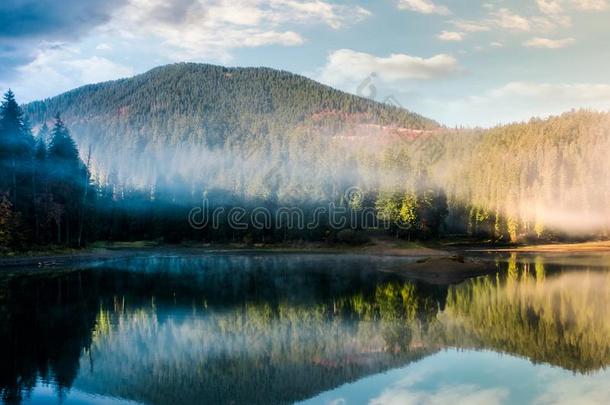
[3,238,610,271]
[0,238,450,268]
[470,240,610,253]
[0,239,497,286]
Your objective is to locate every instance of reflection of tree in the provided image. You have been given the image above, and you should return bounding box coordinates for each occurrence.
[438,261,610,373]
[1,254,609,404]
[77,279,438,405]
[0,271,99,404]
[0,260,441,405]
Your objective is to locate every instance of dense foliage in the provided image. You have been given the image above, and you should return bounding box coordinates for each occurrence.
[0,90,92,249]
[23,63,436,162]
[2,63,609,249]
[1,65,447,250]
[2,255,606,402]
[436,112,610,241]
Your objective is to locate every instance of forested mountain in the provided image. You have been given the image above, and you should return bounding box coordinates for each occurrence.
[436,111,610,240]
[23,63,436,161]
[21,63,438,198]
[1,63,609,250]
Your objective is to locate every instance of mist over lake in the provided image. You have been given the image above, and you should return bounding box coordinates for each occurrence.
[1,252,609,404]
[3,1,610,403]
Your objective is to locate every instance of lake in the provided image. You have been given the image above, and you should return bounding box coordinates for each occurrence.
[0,252,609,404]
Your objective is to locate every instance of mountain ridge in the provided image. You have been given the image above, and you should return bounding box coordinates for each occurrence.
[22,62,439,148]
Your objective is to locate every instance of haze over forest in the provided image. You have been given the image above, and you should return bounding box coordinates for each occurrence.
[1,62,609,249]
[3,3,610,405]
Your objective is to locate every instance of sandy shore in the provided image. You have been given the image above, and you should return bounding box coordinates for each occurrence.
[0,238,495,287]
[477,241,610,253]
[4,239,610,267]
[379,256,497,284]
[0,244,450,268]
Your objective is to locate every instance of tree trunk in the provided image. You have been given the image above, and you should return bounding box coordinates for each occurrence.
[11,158,16,203]
[57,217,61,244]
[77,146,92,247]
[32,162,39,242]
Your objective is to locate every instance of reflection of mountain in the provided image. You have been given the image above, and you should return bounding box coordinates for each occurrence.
[0,256,442,405]
[0,253,609,404]
[75,301,433,405]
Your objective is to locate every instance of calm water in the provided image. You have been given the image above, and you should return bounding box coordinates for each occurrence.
[0,252,609,405]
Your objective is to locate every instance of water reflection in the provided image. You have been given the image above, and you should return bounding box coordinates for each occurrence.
[0,253,608,404]
[439,255,610,373]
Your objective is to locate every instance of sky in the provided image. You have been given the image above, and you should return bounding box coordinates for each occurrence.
[2,0,610,127]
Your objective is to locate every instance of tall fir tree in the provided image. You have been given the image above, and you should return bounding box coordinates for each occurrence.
[47,114,86,244]
[0,89,33,201]
[32,124,49,242]
[48,114,80,173]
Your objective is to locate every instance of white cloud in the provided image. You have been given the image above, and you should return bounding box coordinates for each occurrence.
[452,20,491,32]
[487,82,610,102]
[524,37,575,48]
[63,56,133,84]
[95,43,113,51]
[438,31,464,41]
[319,49,459,87]
[437,81,610,126]
[491,8,531,31]
[370,384,509,405]
[537,0,564,14]
[571,0,609,10]
[533,370,610,405]
[103,0,371,61]
[1,45,134,102]
[397,0,450,15]
[270,0,371,29]
[449,1,595,41]
[533,14,573,31]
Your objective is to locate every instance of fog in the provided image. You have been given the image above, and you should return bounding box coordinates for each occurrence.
[66,111,610,240]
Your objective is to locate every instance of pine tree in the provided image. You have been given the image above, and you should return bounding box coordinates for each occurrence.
[36,124,49,161]
[48,114,80,173]
[47,114,85,244]
[0,90,33,202]
[33,125,49,242]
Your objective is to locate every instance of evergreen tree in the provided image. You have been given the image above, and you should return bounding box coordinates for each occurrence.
[47,114,86,244]
[48,114,80,174]
[35,123,49,161]
[0,89,34,203]
[32,124,49,242]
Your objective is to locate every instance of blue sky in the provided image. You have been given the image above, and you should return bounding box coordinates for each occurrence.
[2,0,610,127]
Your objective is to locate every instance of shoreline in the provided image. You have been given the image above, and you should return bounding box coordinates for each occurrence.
[3,239,610,265]
[0,245,449,269]
[0,238,452,268]
[467,240,610,253]
[1,240,609,283]
[0,244,494,286]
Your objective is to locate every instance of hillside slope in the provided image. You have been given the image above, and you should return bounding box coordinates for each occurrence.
[24,63,437,151]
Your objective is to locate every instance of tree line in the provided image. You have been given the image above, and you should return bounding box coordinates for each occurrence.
[1,88,449,251]
[436,111,610,241]
[0,90,91,249]
[4,81,607,251]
